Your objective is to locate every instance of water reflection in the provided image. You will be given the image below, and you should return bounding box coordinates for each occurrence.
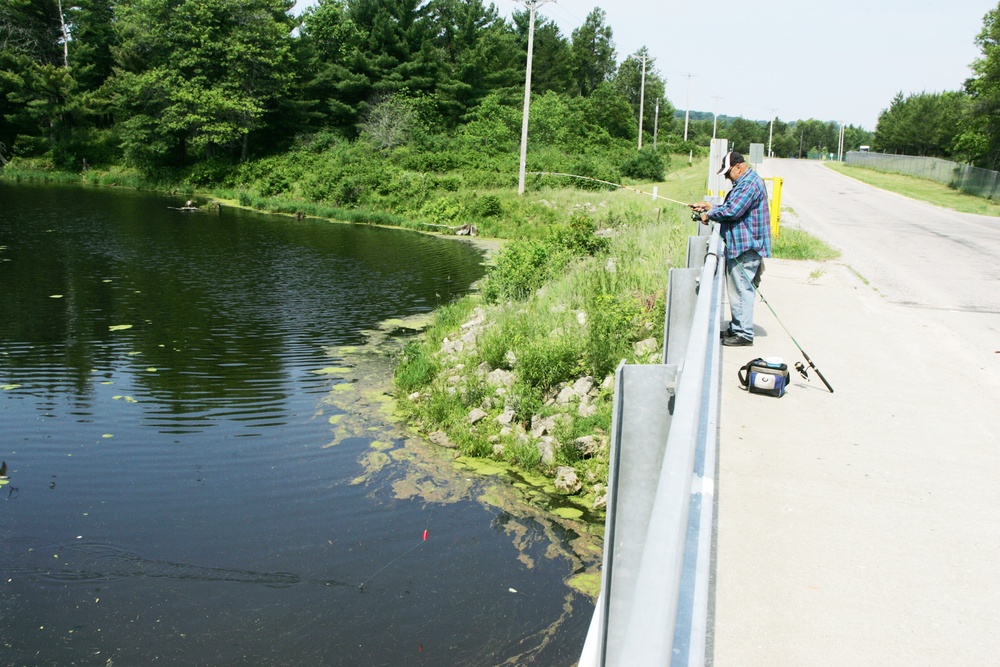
[0,183,592,666]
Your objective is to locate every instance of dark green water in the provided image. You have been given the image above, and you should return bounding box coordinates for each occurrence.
[0,183,590,666]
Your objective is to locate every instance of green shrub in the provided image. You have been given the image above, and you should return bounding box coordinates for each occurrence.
[394,341,439,392]
[554,215,609,256]
[472,194,503,217]
[515,333,582,390]
[620,148,666,181]
[420,196,465,225]
[506,437,542,469]
[481,239,556,303]
[584,292,642,378]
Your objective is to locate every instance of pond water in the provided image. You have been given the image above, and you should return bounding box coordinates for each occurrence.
[0,183,594,666]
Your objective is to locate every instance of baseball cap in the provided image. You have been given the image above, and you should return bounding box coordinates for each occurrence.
[718,151,746,175]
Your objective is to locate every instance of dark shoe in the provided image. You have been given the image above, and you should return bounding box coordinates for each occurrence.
[721,334,753,347]
[720,327,733,339]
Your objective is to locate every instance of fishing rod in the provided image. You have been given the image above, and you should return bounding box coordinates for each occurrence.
[737,261,834,393]
[527,171,696,208]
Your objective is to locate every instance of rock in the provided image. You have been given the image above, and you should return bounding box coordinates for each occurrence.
[633,337,659,356]
[601,374,614,391]
[578,396,598,418]
[537,437,558,466]
[530,414,560,438]
[605,257,617,273]
[496,408,516,426]
[573,376,595,396]
[468,408,488,424]
[477,361,491,376]
[554,466,582,495]
[504,350,517,366]
[592,483,608,509]
[428,430,455,448]
[408,392,421,401]
[576,310,587,326]
[492,443,505,457]
[572,435,601,458]
[555,385,576,405]
[486,368,515,389]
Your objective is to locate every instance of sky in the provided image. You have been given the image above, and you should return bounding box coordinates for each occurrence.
[291,0,995,131]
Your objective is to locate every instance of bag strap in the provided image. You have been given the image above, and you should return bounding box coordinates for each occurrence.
[738,358,769,388]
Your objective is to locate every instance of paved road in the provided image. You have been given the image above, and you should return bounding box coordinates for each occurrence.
[714,159,1000,666]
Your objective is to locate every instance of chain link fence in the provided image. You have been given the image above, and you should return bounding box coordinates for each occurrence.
[845,151,1000,201]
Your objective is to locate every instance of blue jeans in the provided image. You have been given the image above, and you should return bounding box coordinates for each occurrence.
[726,250,761,341]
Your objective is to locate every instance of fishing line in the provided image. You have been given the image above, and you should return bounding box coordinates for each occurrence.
[356,502,435,591]
[357,527,430,591]
[735,259,835,394]
[527,171,695,208]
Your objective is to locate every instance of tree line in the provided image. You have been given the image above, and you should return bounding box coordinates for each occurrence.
[872,2,1000,169]
[0,0,892,181]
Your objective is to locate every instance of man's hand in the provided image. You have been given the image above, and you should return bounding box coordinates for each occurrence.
[689,202,711,225]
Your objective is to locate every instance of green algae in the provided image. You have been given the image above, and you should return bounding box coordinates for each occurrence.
[312,366,351,375]
[552,507,584,520]
[567,571,601,598]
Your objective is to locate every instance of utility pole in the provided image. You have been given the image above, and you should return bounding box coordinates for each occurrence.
[767,108,777,157]
[711,95,722,139]
[637,55,648,150]
[517,0,551,195]
[653,99,660,150]
[682,73,694,142]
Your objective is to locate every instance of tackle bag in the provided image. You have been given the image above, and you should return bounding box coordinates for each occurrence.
[738,357,789,398]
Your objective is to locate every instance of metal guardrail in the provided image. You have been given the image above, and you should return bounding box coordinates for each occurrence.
[580,226,724,666]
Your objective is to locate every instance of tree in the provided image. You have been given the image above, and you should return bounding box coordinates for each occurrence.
[873,90,967,157]
[612,48,671,145]
[583,81,635,141]
[791,119,838,158]
[109,0,297,169]
[725,117,766,153]
[511,9,573,96]
[66,0,116,93]
[570,8,616,97]
[0,0,66,154]
[0,0,64,66]
[964,2,1000,168]
[425,0,520,125]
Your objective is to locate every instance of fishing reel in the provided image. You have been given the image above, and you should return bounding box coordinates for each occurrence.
[794,361,809,381]
[691,210,702,222]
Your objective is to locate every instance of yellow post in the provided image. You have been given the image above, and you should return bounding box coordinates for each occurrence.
[763,176,783,238]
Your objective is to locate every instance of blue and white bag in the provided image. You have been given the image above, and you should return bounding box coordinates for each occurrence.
[738,357,789,397]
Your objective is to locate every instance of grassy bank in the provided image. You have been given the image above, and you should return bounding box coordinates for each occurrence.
[826,162,1000,217]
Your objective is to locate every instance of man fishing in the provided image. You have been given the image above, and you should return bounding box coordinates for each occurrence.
[691,151,772,346]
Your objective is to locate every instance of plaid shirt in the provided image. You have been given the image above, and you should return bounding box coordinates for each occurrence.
[707,168,772,259]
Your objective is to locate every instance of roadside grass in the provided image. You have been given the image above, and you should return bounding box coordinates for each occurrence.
[826,162,1000,217]
[772,226,840,261]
